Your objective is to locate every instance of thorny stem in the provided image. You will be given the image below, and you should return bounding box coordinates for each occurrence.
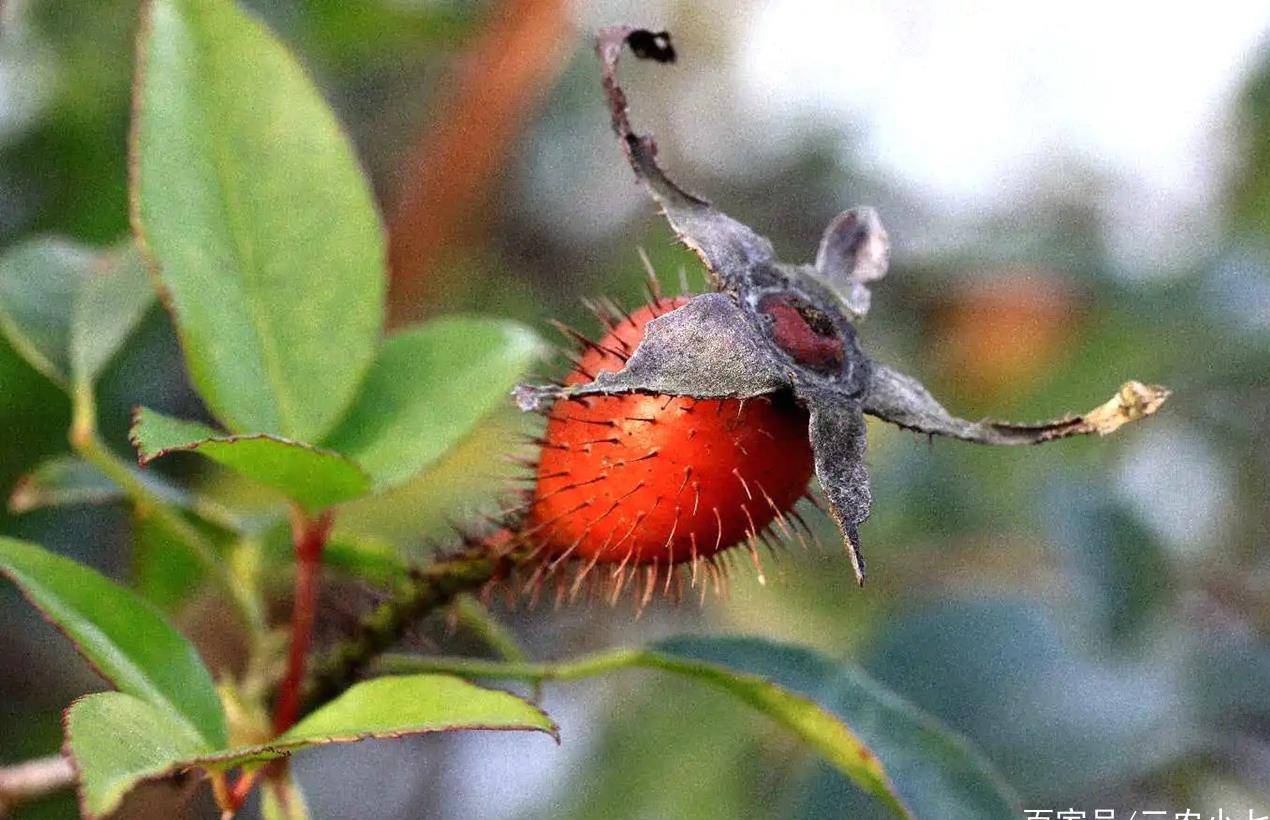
[0,755,74,816]
[301,538,522,714]
[69,379,263,631]
[272,506,335,735]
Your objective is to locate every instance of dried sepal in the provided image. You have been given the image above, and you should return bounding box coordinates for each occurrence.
[597,27,784,293]
[813,207,890,318]
[514,293,789,412]
[804,392,872,585]
[863,363,1171,445]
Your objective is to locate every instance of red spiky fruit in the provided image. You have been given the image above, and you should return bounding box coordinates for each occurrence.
[527,295,815,572]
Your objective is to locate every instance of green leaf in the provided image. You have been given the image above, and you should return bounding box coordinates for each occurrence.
[0,238,93,385]
[132,0,385,441]
[131,407,372,510]
[0,538,226,746]
[191,674,556,768]
[66,676,554,817]
[0,238,157,389]
[322,318,544,490]
[654,636,1020,819]
[8,456,123,513]
[65,692,213,818]
[639,641,910,817]
[132,512,207,613]
[275,674,557,750]
[71,242,155,383]
[8,454,190,514]
[380,637,1020,819]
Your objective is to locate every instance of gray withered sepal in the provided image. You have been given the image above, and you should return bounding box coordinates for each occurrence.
[804,389,872,583]
[515,27,1170,586]
[513,293,789,412]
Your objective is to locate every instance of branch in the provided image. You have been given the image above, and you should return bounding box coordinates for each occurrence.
[375,649,644,684]
[0,755,75,816]
[453,594,527,663]
[220,508,337,815]
[300,539,520,714]
[272,506,335,735]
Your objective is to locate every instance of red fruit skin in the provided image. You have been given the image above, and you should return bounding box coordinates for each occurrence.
[529,296,815,566]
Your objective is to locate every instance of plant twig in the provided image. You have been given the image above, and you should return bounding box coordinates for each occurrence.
[376,648,645,684]
[68,379,263,630]
[209,770,233,818]
[453,593,541,700]
[453,594,527,662]
[272,506,334,735]
[225,767,263,817]
[301,538,521,714]
[0,754,75,816]
[231,508,336,815]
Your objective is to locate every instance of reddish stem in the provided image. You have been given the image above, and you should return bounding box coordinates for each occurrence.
[223,767,262,816]
[272,506,334,735]
[385,0,571,323]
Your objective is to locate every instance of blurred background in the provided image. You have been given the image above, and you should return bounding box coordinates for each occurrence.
[2,0,1268,818]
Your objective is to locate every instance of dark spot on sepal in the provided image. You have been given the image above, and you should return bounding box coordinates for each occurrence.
[625,30,676,62]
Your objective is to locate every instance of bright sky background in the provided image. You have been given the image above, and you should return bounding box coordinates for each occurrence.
[736,0,1270,277]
